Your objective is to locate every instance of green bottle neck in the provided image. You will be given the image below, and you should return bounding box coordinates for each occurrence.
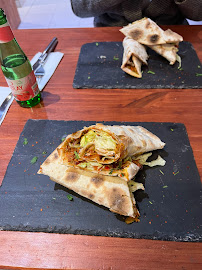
[0,9,26,64]
[0,9,8,25]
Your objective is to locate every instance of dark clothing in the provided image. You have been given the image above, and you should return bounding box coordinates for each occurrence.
[71,0,202,27]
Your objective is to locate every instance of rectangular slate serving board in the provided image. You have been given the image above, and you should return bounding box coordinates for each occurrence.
[0,120,201,242]
[73,41,202,89]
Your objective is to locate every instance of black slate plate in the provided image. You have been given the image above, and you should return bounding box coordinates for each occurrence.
[73,41,202,89]
[0,120,202,241]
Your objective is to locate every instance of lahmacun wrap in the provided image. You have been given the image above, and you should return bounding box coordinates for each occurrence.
[38,149,141,220]
[120,18,183,66]
[57,123,165,181]
[38,123,166,221]
[121,37,148,78]
[148,43,179,65]
[120,18,183,46]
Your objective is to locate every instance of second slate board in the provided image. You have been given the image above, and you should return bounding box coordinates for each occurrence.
[73,41,202,89]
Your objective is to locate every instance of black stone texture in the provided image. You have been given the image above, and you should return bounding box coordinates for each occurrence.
[73,41,202,89]
[0,120,201,241]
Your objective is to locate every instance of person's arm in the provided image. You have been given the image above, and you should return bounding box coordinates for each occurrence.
[71,0,124,18]
[175,0,202,21]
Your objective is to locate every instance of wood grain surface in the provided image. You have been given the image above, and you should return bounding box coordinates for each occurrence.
[0,26,201,269]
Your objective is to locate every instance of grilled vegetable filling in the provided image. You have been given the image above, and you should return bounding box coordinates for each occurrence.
[65,128,124,165]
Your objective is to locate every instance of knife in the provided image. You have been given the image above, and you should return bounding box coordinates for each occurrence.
[0,93,13,123]
[32,37,58,71]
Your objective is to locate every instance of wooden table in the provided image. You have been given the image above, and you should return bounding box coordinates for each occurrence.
[0,26,202,270]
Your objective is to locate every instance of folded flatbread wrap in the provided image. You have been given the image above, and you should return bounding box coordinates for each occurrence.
[120,18,183,46]
[38,149,142,220]
[121,37,148,78]
[58,123,129,165]
[38,124,166,221]
[148,43,179,65]
[105,124,165,157]
[162,29,183,45]
[57,123,165,181]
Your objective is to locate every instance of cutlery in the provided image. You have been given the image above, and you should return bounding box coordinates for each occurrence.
[34,49,53,77]
[0,38,58,121]
[32,37,58,73]
[0,93,12,122]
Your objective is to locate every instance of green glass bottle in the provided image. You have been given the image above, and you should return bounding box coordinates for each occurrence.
[0,8,41,108]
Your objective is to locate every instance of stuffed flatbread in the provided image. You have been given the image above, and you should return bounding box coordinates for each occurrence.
[120,17,183,65]
[148,43,179,65]
[38,149,144,220]
[120,17,183,46]
[57,123,165,181]
[121,37,148,78]
[38,124,166,221]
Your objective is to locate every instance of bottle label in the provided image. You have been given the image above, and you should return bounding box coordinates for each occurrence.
[0,22,14,43]
[6,71,40,101]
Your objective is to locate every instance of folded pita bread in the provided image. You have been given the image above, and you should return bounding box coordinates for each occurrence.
[57,123,165,181]
[148,43,179,65]
[162,29,183,45]
[120,17,183,46]
[105,124,165,157]
[121,37,148,78]
[38,149,142,220]
[38,124,166,221]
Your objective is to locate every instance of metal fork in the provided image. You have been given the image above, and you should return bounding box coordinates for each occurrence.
[34,53,48,78]
[34,38,58,78]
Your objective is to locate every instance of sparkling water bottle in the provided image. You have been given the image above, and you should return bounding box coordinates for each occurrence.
[0,8,41,108]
